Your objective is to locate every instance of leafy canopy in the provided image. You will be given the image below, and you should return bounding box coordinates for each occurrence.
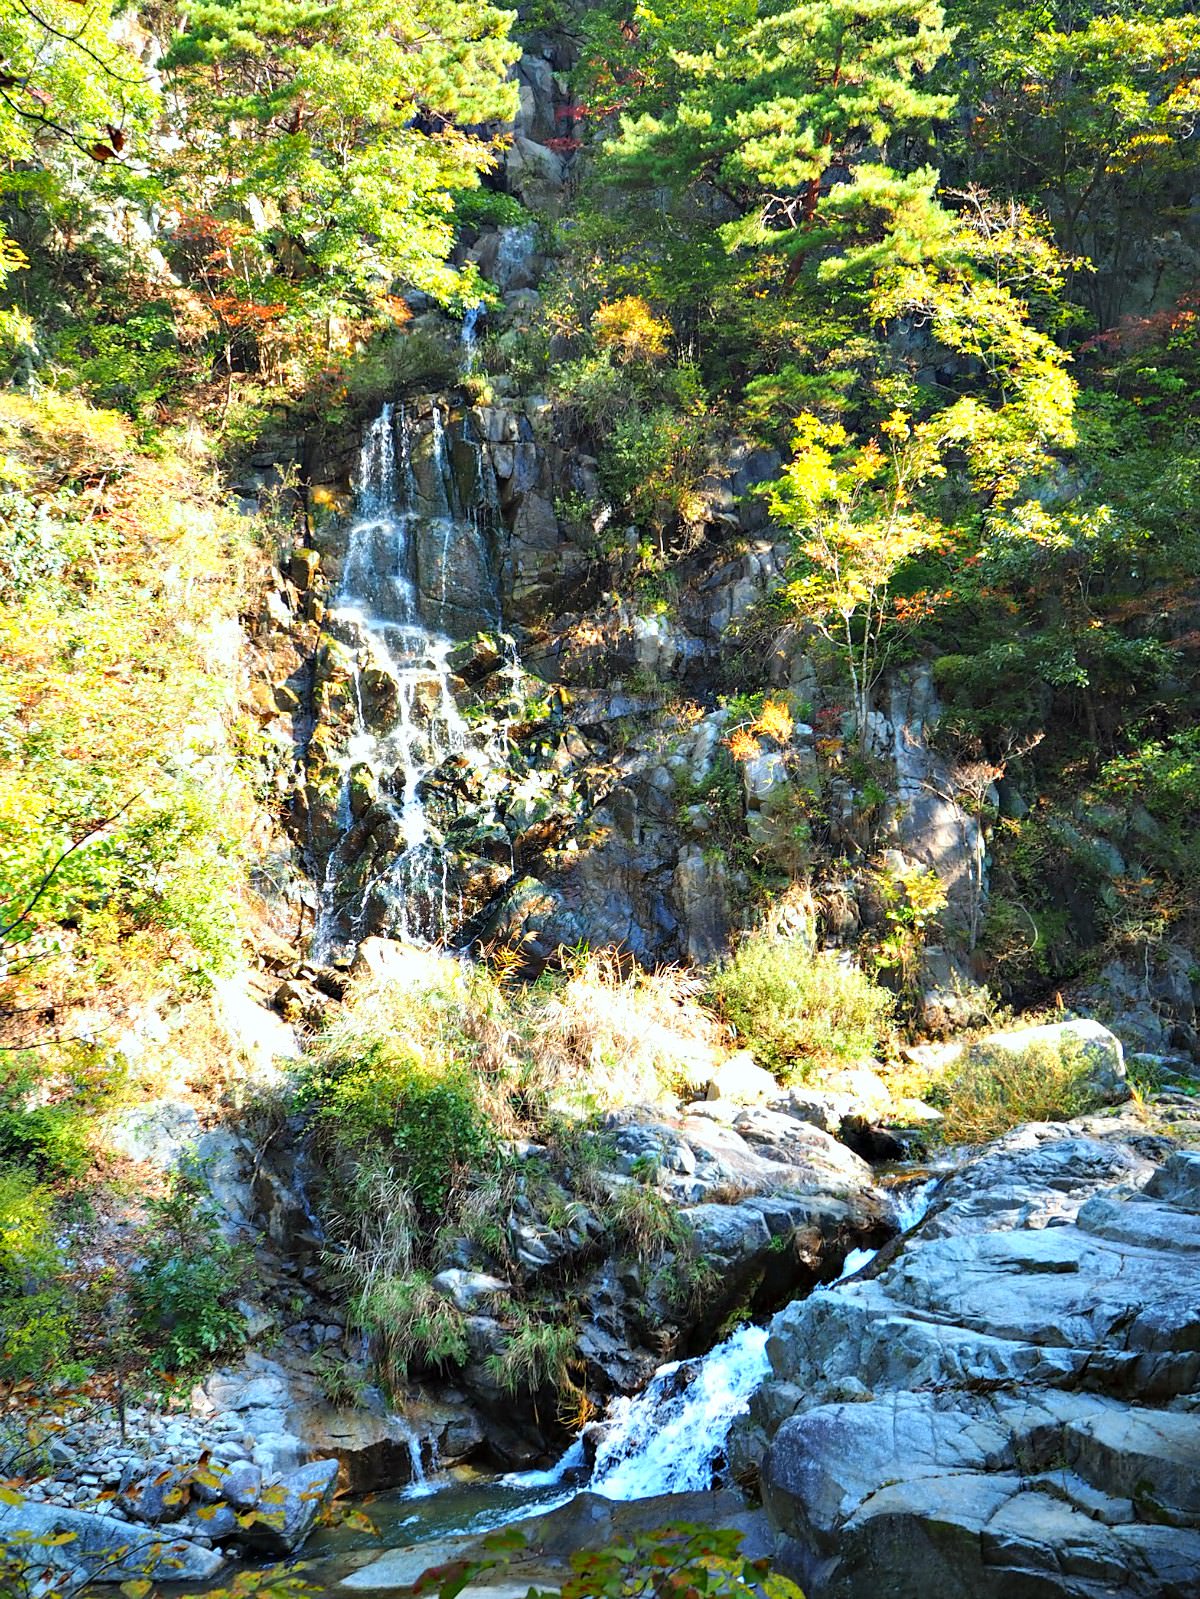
[600,0,954,258]
[161,0,521,312]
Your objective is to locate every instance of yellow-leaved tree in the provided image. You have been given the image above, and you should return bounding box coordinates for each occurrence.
[764,199,1078,745]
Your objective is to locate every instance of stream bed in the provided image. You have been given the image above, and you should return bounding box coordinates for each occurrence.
[160,1178,940,1595]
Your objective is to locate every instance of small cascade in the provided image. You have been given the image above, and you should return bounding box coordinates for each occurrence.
[310,401,502,957]
[460,303,484,371]
[585,1324,771,1501]
[891,1176,938,1233]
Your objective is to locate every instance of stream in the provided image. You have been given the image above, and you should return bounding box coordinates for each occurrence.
[276,1179,940,1593]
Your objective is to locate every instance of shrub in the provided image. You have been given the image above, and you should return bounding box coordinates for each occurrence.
[0,1095,91,1181]
[929,1037,1103,1143]
[592,296,671,363]
[707,931,893,1080]
[131,1167,250,1373]
[527,947,721,1109]
[451,187,531,230]
[310,1041,494,1216]
[0,1170,72,1381]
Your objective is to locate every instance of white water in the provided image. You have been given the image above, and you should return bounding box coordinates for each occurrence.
[588,1323,770,1499]
[460,303,484,371]
[544,1174,942,1502]
[312,404,478,956]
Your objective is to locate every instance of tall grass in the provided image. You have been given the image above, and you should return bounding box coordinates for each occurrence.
[931,1038,1103,1143]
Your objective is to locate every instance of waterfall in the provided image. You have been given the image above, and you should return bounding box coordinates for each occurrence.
[514,1175,943,1503]
[588,1324,771,1500]
[310,402,497,958]
[460,303,484,371]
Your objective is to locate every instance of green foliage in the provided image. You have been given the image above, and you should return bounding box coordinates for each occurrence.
[708,931,894,1080]
[56,312,181,422]
[305,1039,494,1216]
[597,0,953,264]
[348,1270,469,1383]
[160,0,520,338]
[1097,733,1200,825]
[0,392,254,1028]
[131,1167,251,1373]
[0,1170,72,1381]
[944,0,1200,324]
[927,1037,1104,1143]
[486,1310,577,1399]
[452,188,532,231]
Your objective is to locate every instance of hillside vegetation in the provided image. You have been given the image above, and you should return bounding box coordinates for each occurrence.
[0,0,1197,1505]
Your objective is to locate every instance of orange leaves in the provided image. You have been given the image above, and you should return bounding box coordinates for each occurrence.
[593,295,672,362]
[752,697,794,745]
[725,727,760,762]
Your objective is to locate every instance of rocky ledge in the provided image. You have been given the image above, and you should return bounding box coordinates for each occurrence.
[740,1120,1200,1599]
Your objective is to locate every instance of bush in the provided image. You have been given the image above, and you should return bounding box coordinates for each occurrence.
[0,1170,72,1380]
[0,1087,91,1181]
[707,932,893,1080]
[528,948,722,1109]
[309,1041,494,1216]
[929,1037,1103,1143]
[131,1167,250,1373]
[451,187,531,230]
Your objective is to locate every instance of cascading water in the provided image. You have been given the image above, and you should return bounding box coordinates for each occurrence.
[311,402,494,957]
[520,1173,941,1503]
[586,1323,771,1500]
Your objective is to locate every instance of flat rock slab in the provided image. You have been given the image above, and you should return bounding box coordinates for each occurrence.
[754,1135,1200,1598]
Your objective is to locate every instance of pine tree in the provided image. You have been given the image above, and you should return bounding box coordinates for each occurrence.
[161,0,520,309]
[604,0,955,261]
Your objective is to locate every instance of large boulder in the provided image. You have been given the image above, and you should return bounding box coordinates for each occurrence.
[0,1498,226,1586]
[751,1134,1200,1598]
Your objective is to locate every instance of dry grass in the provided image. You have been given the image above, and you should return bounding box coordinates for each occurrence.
[525,948,724,1108]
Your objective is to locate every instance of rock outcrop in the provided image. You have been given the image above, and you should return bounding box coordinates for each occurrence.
[745,1123,1200,1598]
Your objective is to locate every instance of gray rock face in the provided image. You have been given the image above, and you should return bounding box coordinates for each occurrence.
[0,1498,226,1585]
[752,1132,1200,1598]
[237,1457,339,1556]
